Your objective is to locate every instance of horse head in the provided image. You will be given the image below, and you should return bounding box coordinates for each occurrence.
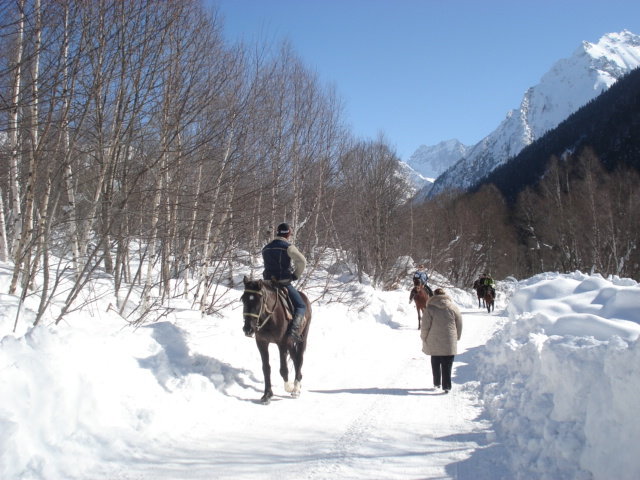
[241,276,264,337]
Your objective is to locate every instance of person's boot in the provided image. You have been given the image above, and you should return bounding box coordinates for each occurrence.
[287,313,304,343]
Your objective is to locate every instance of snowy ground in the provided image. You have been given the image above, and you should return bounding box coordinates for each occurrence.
[1,262,639,480]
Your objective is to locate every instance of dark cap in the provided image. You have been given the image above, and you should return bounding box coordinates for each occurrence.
[276,223,290,236]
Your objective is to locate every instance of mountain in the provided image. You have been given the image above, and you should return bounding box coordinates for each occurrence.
[395,160,431,199]
[396,139,469,200]
[405,139,469,180]
[425,30,640,197]
[476,65,640,203]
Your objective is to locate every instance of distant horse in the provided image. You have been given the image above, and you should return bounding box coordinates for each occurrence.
[241,276,312,404]
[473,279,486,308]
[482,286,495,313]
[410,278,431,329]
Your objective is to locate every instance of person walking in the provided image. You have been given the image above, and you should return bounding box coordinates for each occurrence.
[420,288,463,393]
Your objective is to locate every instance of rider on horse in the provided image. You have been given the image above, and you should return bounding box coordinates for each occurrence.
[410,264,433,300]
[262,223,307,343]
[478,272,496,297]
[413,264,429,288]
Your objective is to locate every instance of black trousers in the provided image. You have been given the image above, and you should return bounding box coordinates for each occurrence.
[431,355,455,390]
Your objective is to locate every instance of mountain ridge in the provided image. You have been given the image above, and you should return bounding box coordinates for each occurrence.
[404,30,640,198]
[474,65,640,203]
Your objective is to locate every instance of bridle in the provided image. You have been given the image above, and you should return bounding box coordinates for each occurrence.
[243,283,278,332]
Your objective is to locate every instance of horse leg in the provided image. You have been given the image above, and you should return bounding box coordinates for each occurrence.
[287,342,304,398]
[485,295,494,313]
[417,307,421,329]
[257,340,273,404]
[276,342,295,394]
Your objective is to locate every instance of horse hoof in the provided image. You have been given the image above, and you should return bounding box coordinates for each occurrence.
[284,381,294,393]
[290,380,301,398]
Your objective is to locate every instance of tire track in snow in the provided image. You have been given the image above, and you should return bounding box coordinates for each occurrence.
[304,372,400,478]
[295,308,505,480]
[303,337,427,479]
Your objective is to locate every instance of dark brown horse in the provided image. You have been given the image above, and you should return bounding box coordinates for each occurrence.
[482,287,495,313]
[410,278,431,329]
[473,279,486,308]
[241,276,312,404]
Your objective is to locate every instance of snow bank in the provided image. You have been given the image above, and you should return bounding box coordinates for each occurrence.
[478,272,640,480]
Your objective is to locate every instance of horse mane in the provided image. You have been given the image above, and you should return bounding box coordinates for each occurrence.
[244,278,261,289]
[244,277,277,293]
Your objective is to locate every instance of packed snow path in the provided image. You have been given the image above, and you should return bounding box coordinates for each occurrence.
[101,305,510,480]
[4,272,639,479]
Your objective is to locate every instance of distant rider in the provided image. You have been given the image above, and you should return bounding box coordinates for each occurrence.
[413,264,429,288]
[411,264,433,300]
[481,272,496,297]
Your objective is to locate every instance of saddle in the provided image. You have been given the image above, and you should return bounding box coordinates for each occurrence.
[268,279,294,321]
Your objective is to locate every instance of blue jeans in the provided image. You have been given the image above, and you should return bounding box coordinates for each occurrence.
[285,284,306,318]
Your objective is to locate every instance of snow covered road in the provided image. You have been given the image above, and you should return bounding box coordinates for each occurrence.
[106,298,511,480]
[4,271,638,479]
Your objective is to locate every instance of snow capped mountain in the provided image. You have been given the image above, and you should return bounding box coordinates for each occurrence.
[426,30,640,197]
[406,139,469,179]
[395,139,468,198]
[395,160,431,199]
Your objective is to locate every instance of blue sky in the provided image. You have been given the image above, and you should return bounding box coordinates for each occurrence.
[208,0,640,161]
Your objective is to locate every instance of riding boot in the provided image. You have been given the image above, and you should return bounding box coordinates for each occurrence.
[287,313,304,343]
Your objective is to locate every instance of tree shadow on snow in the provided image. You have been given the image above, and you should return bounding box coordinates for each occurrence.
[137,321,262,398]
[441,430,512,480]
[444,342,513,479]
[453,342,490,384]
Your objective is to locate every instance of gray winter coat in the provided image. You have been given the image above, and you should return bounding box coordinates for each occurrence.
[421,294,463,356]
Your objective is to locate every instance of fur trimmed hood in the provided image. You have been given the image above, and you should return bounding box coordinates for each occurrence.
[427,294,457,310]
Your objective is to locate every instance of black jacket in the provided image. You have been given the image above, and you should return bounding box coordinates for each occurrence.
[262,238,293,281]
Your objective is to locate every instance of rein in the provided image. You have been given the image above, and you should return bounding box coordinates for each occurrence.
[243,286,277,331]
